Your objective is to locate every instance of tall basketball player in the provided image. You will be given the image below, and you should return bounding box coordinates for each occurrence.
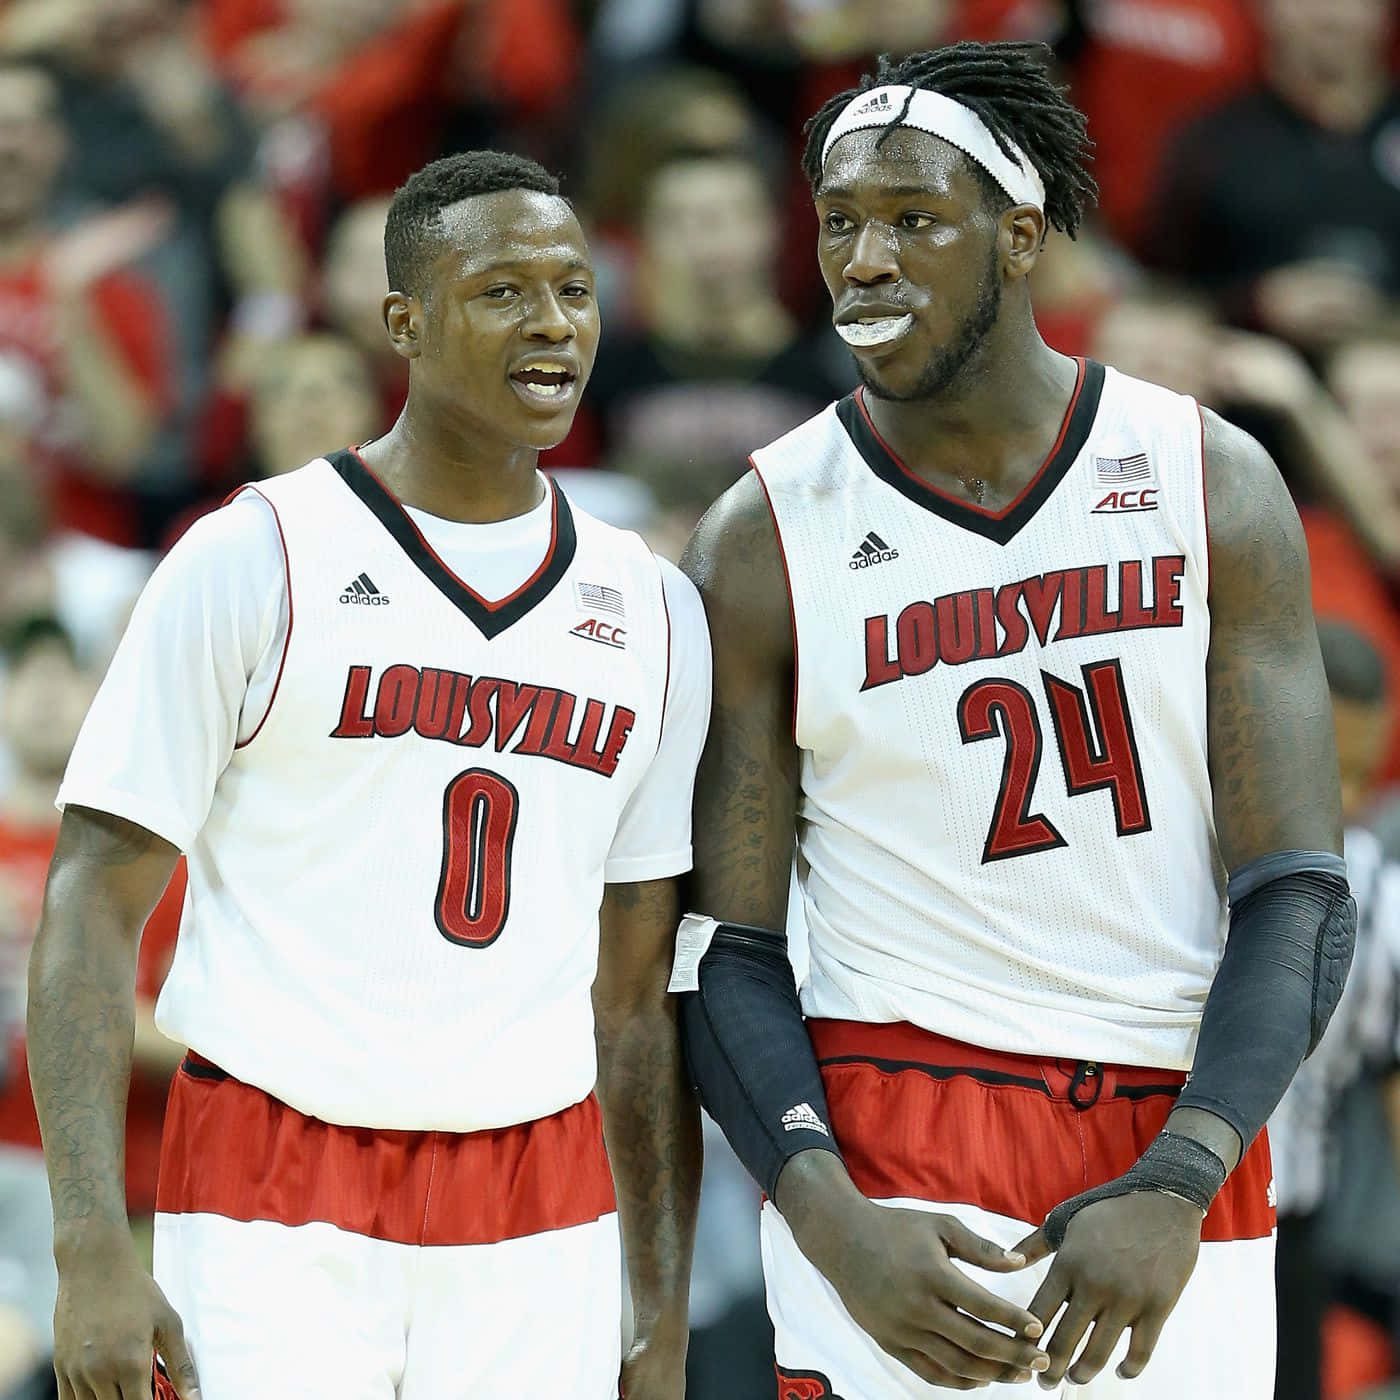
[677,43,1354,1399]
[28,153,707,1400]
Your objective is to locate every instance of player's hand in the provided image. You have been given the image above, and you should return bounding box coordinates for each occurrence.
[618,1317,687,1399]
[828,1203,1050,1388]
[1014,1191,1202,1388]
[52,1232,201,1400]
[780,1156,1047,1390]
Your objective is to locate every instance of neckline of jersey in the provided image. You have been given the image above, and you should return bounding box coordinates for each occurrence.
[836,357,1107,546]
[326,446,578,640]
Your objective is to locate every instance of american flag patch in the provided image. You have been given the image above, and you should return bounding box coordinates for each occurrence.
[1094,452,1152,484]
[576,581,625,616]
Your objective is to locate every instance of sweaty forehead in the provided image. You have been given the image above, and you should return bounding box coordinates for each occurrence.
[818,126,981,203]
[435,190,590,278]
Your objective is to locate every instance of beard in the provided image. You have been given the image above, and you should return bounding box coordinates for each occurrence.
[859,248,1002,402]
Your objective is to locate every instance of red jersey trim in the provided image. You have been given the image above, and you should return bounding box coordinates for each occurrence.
[157,1058,617,1246]
[1197,402,1211,599]
[328,447,577,640]
[808,1020,1274,1243]
[837,359,1106,546]
[657,556,672,760]
[233,486,293,750]
[346,445,560,612]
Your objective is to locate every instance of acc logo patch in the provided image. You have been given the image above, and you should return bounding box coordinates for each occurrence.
[776,1364,845,1399]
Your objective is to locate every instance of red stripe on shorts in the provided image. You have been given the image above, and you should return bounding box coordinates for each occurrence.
[156,1055,617,1246]
[808,1020,1274,1243]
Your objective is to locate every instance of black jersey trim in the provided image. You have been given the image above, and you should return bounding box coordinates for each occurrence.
[326,448,577,640]
[835,358,1106,546]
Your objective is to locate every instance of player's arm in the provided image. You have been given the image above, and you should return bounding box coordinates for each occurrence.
[30,497,279,1400]
[594,877,699,1398]
[1022,409,1351,1388]
[29,809,201,1399]
[680,475,1048,1390]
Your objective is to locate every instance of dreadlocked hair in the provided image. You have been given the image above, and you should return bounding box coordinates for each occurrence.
[800,41,1097,238]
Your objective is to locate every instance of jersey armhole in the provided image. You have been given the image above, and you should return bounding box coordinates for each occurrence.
[751,457,800,745]
[234,485,294,750]
[1196,402,1211,601]
[657,555,672,762]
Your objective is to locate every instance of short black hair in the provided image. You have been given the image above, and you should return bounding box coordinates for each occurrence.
[1317,619,1388,706]
[384,151,563,298]
[801,41,1097,238]
[2,614,76,669]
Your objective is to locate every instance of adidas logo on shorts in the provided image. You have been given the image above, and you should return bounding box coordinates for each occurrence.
[781,1102,830,1136]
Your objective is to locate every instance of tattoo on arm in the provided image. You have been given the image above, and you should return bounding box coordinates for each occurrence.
[682,475,799,928]
[1203,409,1342,865]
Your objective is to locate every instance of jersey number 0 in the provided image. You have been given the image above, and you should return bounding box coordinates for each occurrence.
[435,768,520,946]
[958,659,1151,863]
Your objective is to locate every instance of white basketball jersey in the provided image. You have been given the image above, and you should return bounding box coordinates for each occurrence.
[755,359,1223,1069]
[157,453,671,1130]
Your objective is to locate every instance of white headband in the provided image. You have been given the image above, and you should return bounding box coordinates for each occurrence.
[820,85,1046,212]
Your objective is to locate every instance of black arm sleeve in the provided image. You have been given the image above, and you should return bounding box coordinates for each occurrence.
[1040,851,1355,1244]
[679,922,843,1200]
[1174,851,1356,1151]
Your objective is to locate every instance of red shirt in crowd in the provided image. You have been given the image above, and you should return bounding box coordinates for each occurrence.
[0,255,172,547]
[1071,0,1260,250]
[1301,506,1400,781]
[0,820,184,1218]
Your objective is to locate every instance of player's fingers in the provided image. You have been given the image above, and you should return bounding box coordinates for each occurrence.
[888,1343,984,1390]
[1117,1310,1169,1380]
[912,1322,1038,1383]
[941,1270,1046,1341]
[938,1216,1029,1272]
[934,1302,1049,1370]
[1026,1261,1070,1330]
[1067,1310,1133,1387]
[1039,1298,1097,1387]
[118,1372,154,1400]
[155,1313,202,1400]
[55,1373,80,1400]
[1011,1227,1051,1266]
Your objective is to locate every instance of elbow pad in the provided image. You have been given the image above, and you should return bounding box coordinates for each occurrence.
[1175,850,1356,1150]
[677,919,843,1199]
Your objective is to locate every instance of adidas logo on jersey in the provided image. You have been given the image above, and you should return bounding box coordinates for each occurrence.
[849,531,899,570]
[781,1102,830,1136]
[340,572,389,605]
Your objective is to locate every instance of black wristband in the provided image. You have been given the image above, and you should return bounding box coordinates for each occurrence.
[1042,1131,1227,1249]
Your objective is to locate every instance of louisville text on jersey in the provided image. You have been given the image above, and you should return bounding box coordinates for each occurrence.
[862,555,1185,691]
[330,664,635,777]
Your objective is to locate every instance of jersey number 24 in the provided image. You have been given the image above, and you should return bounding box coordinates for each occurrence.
[958,659,1151,863]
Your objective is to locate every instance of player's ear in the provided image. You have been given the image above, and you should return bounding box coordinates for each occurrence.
[1001,206,1046,282]
[383,292,423,360]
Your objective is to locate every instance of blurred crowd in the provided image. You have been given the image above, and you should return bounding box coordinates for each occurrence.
[0,0,1398,1396]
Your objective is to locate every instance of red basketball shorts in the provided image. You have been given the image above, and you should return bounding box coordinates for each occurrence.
[764,1020,1276,1400]
[152,1054,621,1399]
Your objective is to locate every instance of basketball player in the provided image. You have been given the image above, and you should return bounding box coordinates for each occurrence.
[28,152,707,1400]
[676,43,1353,1398]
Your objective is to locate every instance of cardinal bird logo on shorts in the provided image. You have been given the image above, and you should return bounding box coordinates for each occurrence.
[776,1363,845,1399]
